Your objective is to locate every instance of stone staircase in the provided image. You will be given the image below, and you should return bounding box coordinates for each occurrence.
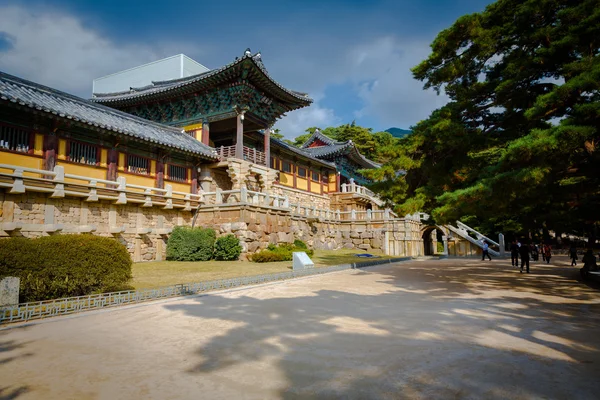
[446,221,505,257]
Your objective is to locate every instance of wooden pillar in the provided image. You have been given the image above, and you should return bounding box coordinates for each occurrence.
[43,133,58,171]
[235,112,244,160]
[264,126,271,167]
[107,148,118,181]
[336,172,341,192]
[156,158,164,189]
[201,120,210,145]
[191,166,199,194]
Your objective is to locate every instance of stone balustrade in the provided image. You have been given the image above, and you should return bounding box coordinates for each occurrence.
[0,164,201,211]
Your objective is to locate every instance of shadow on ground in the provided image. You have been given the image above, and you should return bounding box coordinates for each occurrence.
[165,256,600,399]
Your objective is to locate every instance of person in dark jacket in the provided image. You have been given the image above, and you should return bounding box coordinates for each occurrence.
[569,244,578,266]
[510,240,519,267]
[519,241,531,273]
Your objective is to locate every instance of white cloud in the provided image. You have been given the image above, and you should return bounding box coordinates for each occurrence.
[274,101,341,139]
[0,5,198,97]
[345,37,448,128]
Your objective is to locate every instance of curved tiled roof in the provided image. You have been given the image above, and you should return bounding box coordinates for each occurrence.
[300,129,341,148]
[91,51,312,108]
[299,129,381,169]
[0,71,218,160]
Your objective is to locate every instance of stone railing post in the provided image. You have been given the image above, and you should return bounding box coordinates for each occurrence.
[240,186,248,203]
[341,183,347,193]
[51,165,65,198]
[283,196,289,208]
[10,168,26,194]
[384,208,390,220]
[116,176,127,204]
[336,210,341,220]
[264,193,271,207]
[367,209,372,220]
[215,188,223,204]
[164,184,173,209]
[351,210,356,220]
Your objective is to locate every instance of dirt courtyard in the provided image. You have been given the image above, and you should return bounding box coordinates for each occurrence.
[1,257,600,399]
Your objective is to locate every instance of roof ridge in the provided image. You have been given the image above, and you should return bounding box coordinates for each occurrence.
[0,70,217,159]
[90,50,313,105]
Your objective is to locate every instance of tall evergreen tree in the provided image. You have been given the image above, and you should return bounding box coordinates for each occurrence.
[370,0,600,241]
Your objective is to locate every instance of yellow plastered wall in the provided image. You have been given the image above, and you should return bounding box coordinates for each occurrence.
[120,174,155,188]
[183,122,203,142]
[150,160,157,177]
[34,134,44,156]
[296,177,308,191]
[118,153,125,172]
[58,139,67,160]
[329,173,337,192]
[168,182,192,193]
[279,172,293,187]
[0,152,42,176]
[100,149,108,168]
[310,180,321,194]
[57,161,106,183]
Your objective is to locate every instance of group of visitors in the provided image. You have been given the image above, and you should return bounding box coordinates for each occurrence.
[508,240,553,273]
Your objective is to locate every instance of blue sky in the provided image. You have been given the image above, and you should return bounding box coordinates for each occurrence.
[0,0,492,137]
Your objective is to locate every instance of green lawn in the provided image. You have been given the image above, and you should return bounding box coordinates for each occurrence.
[131,249,391,289]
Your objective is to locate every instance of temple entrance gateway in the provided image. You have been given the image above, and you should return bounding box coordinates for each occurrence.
[422,226,448,256]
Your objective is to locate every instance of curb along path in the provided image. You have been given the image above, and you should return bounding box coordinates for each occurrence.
[1,257,413,325]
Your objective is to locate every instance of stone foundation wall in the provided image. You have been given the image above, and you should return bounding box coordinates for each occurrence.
[272,184,331,210]
[194,205,423,259]
[0,190,191,262]
[1,189,424,262]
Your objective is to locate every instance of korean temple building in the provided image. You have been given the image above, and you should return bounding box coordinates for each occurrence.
[0,49,475,261]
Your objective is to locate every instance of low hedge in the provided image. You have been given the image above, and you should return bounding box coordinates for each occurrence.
[214,234,243,261]
[251,242,314,263]
[166,226,216,261]
[0,235,133,302]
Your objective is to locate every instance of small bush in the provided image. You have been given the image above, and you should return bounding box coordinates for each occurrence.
[251,242,313,263]
[293,239,308,249]
[214,234,242,261]
[0,235,132,302]
[166,226,216,261]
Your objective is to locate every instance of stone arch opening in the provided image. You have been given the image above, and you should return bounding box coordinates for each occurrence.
[422,226,447,256]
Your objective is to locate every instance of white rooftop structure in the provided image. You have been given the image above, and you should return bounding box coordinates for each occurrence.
[92,54,209,95]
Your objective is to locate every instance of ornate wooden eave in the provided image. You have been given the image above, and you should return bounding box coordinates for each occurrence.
[91,50,312,127]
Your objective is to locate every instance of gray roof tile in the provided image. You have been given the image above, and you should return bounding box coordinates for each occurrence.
[0,71,218,160]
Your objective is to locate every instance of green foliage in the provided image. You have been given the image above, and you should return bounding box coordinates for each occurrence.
[0,235,132,302]
[370,0,600,242]
[293,239,308,249]
[251,242,314,263]
[214,234,242,261]
[166,226,216,261]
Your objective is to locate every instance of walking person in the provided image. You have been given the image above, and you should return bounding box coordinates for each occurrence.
[544,244,552,264]
[481,241,492,261]
[569,244,578,266]
[541,243,546,262]
[510,240,519,267]
[519,241,531,273]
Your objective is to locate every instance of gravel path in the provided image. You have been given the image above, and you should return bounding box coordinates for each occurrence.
[1,257,599,399]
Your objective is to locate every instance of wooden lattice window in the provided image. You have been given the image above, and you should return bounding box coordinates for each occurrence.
[0,124,30,153]
[282,161,292,173]
[168,164,188,182]
[126,154,150,175]
[322,171,329,184]
[68,141,99,165]
[297,167,307,178]
[311,171,320,182]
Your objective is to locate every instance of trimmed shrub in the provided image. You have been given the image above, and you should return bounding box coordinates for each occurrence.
[214,234,242,261]
[166,226,216,261]
[0,235,132,302]
[293,239,308,249]
[251,242,314,263]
